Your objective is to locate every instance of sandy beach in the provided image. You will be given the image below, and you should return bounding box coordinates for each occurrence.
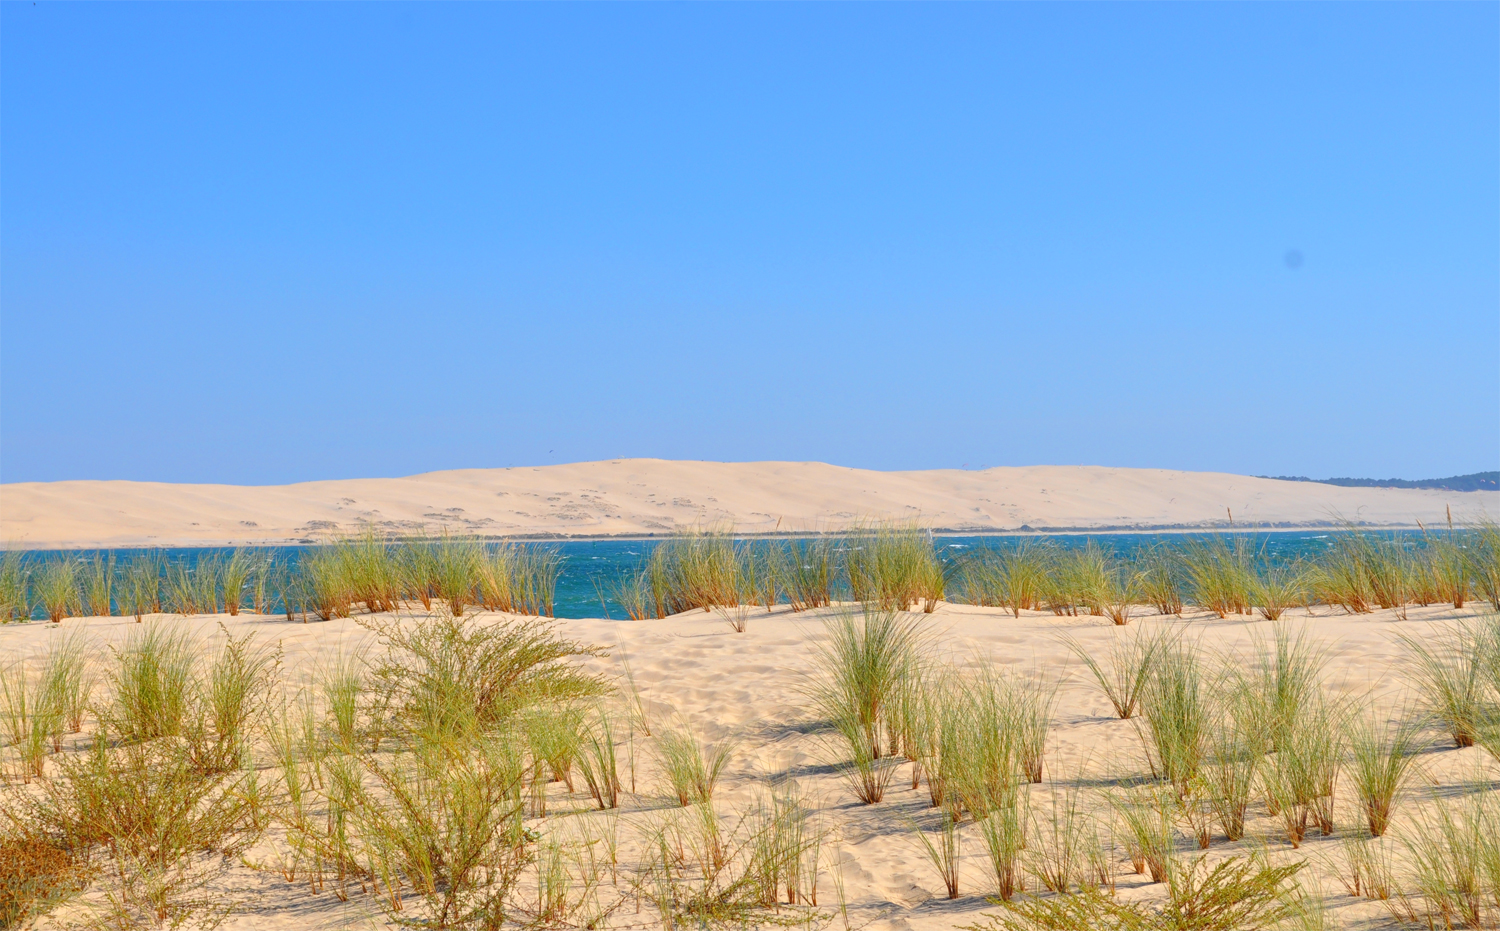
[3,460,1495,549]
[1,599,1494,930]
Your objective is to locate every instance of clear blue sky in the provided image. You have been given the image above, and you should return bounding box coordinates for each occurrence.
[2,2,1496,485]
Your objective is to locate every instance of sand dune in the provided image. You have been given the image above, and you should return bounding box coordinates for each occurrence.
[2,459,1494,548]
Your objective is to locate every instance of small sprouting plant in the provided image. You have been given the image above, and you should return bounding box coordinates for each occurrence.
[655,724,736,806]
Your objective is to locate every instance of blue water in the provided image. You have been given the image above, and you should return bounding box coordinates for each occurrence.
[7,529,1457,621]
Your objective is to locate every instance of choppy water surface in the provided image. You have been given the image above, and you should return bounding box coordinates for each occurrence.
[9,530,1450,620]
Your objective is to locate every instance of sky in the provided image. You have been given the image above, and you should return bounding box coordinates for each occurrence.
[2,2,1496,486]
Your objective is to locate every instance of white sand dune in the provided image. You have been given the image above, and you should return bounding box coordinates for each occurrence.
[2,601,1494,929]
[2,459,1494,548]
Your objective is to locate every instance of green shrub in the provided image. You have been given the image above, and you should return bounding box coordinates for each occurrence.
[362,612,608,741]
[0,831,89,929]
[967,854,1306,931]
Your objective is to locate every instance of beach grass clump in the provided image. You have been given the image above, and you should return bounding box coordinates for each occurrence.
[248,556,273,614]
[164,557,219,616]
[953,545,1007,609]
[775,535,837,612]
[293,532,413,619]
[218,548,256,616]
[80,553,115,618]
[935,662,1055,818]
[1476,617,1500,760]
[1250,560,1308,621]
[1367,537,1423,612]
[1230,628,1342,842]
[479,542,561,617]
[1110,782,1176,882]
[1007,670,1059,785]
[186,628,278,774]
[1138,545,1185,616]
[318,649,365,751]
[1308,531,1372,613]
[712,601,753,634]
[0,659,64,782]
[32,557,78,624]
[957,542,1050,617]
[844,521,945,612]
[932,673,999,814]
[1201,695,1261,842]
[1230,624,1330,754]
[893,668,949,806]
[978,791,1028,901]
[1063,628,1163,720]
[1398,786,1500,930]
[1470,519,1500,611]
[44,627,95,740]
[577,705,623,810]
[299,545,356,620]
[345,531,405,613]
[810,607,925,768]
[1263,696,1346,846]
[399,536,440,611]
[1347,706,1426,837]
[1334,833,1400,904]
[636,794,819,928]
[644,527,741,616]
[1098,564,1142,626]
[810,608,924,803]
[118,554,162,622]
[909,809,963,899]
[0,551,28,623]
[1025,782,1099,895]
[1425,533,1472,609]
[106,620,197,742]
[746,778,824,908]
[0,630,94,778]
[1136,635,1213,792]
[1179,534,1254,618]
[1399,620,1494,749]
[523,703,585,809]
[606,566,653,621]
[1041,542,1113,617]
[1312,528,1420,614]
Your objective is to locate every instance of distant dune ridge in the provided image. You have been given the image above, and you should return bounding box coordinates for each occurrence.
[2,459,1496,549]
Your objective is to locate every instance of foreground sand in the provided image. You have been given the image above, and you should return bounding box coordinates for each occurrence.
[2,601,1495,930]
[3,460,1496,548]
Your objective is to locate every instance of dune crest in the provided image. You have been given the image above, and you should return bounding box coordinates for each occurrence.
[2,459,1494,548]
